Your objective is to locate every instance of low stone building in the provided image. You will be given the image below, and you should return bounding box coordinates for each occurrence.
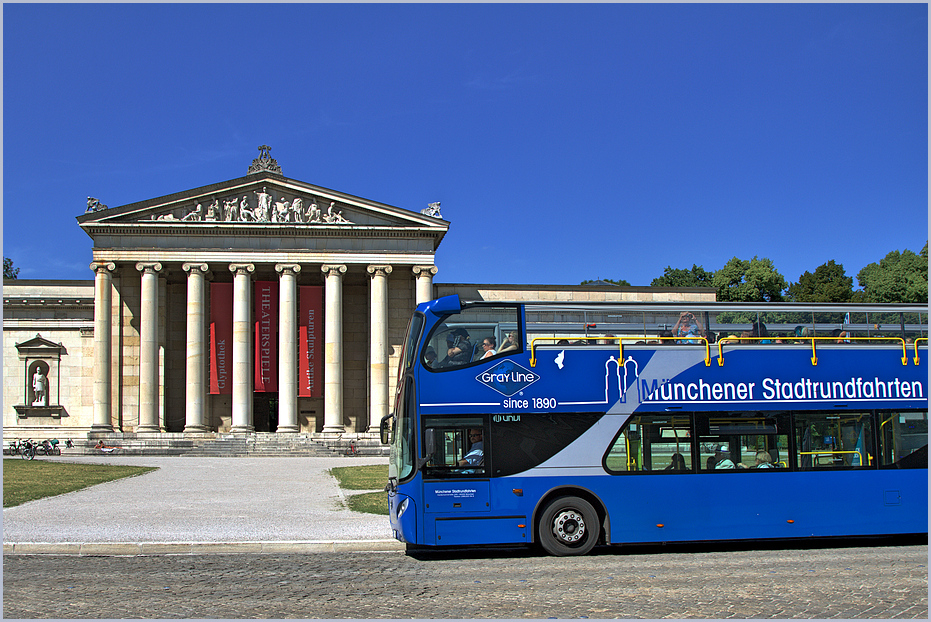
[3,148,715,448]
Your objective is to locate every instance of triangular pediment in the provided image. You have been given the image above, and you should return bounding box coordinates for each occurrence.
[15,334,64,356]
[77,173,448,232]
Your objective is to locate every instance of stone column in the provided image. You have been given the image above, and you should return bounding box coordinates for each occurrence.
[412,265,438,305]
[229,263,255,433]
[183,263,210,433]
[368,265,392,432]
[275,263,301,433]
[321,264,347,435]
[136,262,163,433]
[90,262,116,432]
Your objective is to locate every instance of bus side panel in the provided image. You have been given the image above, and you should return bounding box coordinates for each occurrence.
[512,469,928,545]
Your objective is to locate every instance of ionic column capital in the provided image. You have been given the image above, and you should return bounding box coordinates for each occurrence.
[412,265,438,278]
[182,262,210,275]
[367,264,393,277]
[275,263,302,276]
[228,263,255,276]
[135,262,163,275]
[321,264,347,278]
[90,261,116,275]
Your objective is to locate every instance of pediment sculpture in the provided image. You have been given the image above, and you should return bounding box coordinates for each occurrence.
[149,187,355,226]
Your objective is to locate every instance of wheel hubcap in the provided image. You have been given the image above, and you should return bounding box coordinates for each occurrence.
[552,509,586,543]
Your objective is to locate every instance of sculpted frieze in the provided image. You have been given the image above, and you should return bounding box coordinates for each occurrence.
[146,186,355,226]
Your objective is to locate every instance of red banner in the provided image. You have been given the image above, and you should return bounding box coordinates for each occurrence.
[254,281,278,392]
[209,283,233,395]
[299,286,323,397]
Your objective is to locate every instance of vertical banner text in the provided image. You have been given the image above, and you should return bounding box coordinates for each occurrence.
[254,281,278,392]
[209,282,233,395]
[299,286,323,397]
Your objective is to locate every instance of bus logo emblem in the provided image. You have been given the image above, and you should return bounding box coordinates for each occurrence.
[477,360,540,397]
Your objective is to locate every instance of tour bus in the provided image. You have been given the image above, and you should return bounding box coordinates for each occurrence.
[381,296,928,556]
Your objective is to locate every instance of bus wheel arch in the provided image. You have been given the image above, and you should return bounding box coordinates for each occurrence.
[533,487,608,556]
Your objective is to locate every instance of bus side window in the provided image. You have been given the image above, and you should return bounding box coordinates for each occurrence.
[605,415,693,473]
[879,411,928,468]
[795,412,873,469]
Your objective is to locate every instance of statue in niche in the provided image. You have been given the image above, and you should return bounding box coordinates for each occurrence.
[86,197,107,213]
[182,203,203,221]
[290,197,303,223]
[238,196,255,221]
[205,199,219,221]
[223,198,239,222]
[32,367,48,406]
[307,199,321,223]
[254,187,272,222]
[273,197,290,223]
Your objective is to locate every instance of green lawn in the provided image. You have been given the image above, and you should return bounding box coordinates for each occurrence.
[3,459,157,508]
[330,464,388,515]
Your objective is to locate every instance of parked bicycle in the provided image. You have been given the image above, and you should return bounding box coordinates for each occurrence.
[20,439,36,460]
[344,440,360,456]
[8,439,24,456]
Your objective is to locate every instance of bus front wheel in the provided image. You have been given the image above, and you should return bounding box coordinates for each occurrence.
[538,496,600,556]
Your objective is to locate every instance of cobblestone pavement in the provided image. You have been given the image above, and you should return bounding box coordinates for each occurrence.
[3,542,926,618]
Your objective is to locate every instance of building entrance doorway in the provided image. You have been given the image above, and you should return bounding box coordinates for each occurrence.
[253,394,279,432]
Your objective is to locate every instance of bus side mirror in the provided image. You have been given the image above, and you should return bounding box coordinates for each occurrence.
[417,429,437,469]
[379,414,393,445]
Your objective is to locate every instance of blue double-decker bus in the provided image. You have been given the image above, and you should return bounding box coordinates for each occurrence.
[381,296,928,556]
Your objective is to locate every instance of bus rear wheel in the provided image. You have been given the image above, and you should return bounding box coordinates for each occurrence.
[538,496,600,556]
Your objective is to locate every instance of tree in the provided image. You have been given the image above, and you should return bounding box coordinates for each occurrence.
[650,264,714,288]
[3,257,19,280]
[712,256,787,302]
[856,243,928,303]
[787,260,853,302]
[580,278,631,286]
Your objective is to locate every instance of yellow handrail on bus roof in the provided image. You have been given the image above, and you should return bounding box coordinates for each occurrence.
[529,336,711,368]
[915,338,928,365]
[716,336,908,367]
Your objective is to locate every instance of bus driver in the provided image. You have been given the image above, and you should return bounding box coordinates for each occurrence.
[459,429,484,467]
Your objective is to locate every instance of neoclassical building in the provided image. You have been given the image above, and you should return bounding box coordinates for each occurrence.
[3,148,715,445]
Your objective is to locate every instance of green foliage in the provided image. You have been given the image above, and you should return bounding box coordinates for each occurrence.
[3,460,157,507]
[650,264,714,288]
[712,256,787,302]
[3,257,19,280]
[787,260,853,302]
[856,243,928,303]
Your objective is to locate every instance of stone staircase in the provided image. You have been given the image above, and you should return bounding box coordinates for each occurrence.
[51,432,392,457]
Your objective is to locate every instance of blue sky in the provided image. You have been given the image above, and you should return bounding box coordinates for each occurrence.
[3,3,927,288]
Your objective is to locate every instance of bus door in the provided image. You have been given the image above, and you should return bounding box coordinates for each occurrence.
[418,416,527,546]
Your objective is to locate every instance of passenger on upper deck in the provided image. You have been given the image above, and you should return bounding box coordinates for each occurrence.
[479,337,497,360]
[497,331,520,354]
[673,312,703,343]
[440,328,472,367]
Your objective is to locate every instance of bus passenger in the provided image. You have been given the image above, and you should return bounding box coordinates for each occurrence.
[497,331,520,354]
[458,429,484,467]
[713,445,735,469]
[479,337,497,360]
[665,452,688,471]
[753,450,774,468]
[441,328,472,367]
[673,312,703,343]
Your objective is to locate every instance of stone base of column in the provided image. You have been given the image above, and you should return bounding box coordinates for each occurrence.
[135,425,163,433]
[229,425,255,434]
[183,425,209,434]
[319,426,345,437]
[276,425,299,434]
[90,424,114,433]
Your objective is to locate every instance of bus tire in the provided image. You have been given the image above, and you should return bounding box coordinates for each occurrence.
[538,496,600,556]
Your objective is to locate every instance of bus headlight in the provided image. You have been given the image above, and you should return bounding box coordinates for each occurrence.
[396,497,410,519]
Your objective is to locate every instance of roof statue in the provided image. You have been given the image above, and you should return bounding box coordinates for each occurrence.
[421,202,442,218]
[86,197,107,213]
[247,144,282,175]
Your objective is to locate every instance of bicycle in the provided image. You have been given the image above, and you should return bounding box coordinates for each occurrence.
[20,439,36,460]
[344,440,360,456]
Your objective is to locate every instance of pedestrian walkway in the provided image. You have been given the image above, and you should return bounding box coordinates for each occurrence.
[3,455,403,555]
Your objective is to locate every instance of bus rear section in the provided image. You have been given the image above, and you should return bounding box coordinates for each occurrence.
[383,297,928,555]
